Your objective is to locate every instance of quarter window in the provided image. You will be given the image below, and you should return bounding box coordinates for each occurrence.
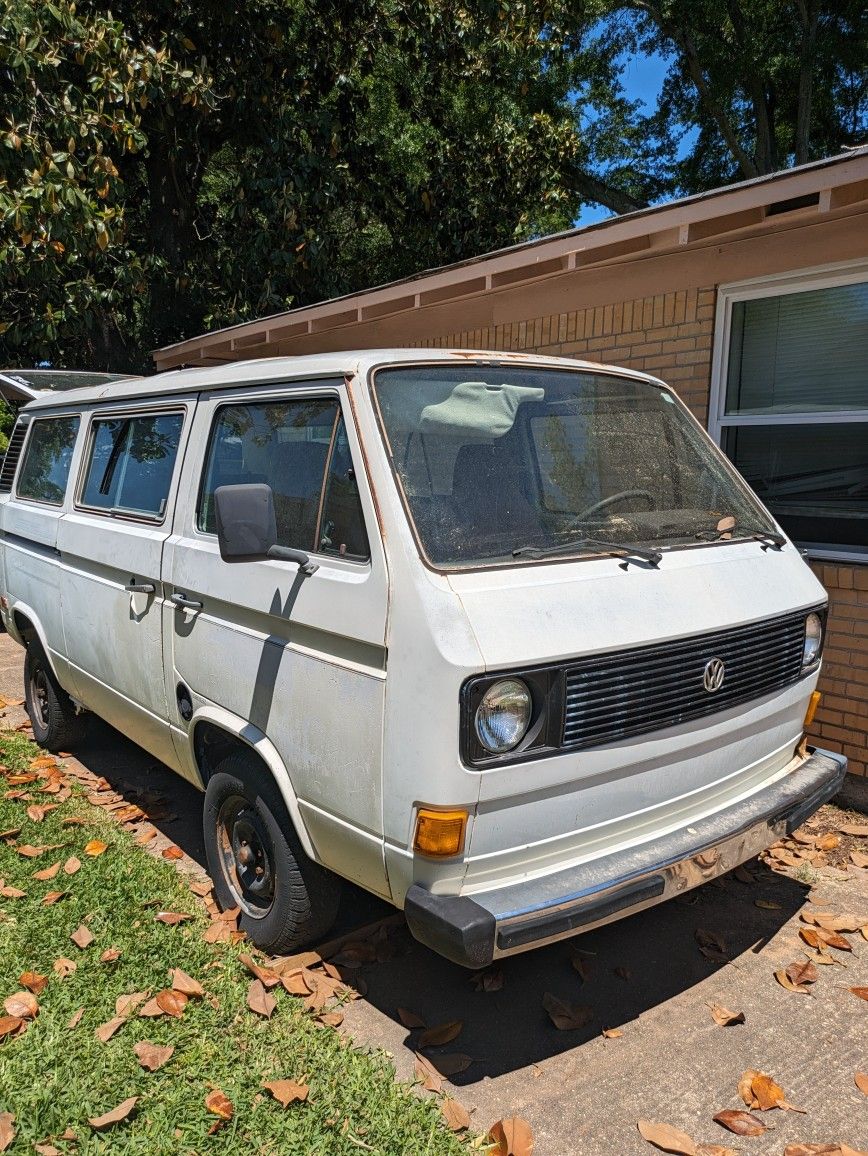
[80,411,184,519]
[199,397,369,560]
[16,416,80,505]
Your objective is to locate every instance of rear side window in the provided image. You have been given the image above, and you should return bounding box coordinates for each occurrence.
[16,416,80,505]
[80,411,184,519]
[199,397,369,560]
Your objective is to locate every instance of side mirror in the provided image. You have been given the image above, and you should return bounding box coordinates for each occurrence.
[214,484,318,575]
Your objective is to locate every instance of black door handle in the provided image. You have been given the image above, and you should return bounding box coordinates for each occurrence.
[170,592,203,610]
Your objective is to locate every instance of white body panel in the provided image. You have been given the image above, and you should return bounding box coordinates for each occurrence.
[0,350,831,944]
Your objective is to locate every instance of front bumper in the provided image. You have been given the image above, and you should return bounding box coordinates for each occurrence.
[403,746,848,968]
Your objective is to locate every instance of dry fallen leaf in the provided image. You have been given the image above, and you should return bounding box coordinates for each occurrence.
[637,1119,696,1154]
[0,883,26,899]
[850,851,868,868]
[100,947,122,963]
[66,1008,84,1029]
[71,924,94,949]
[418,1019,463,1047]
[471,968,504,992]
[84,839,108,857]
[155,911,192,925]
[88,1097,138,1131]
[238,953,281,988]
[19,971,48,995]
[430,1053,473,1076]
[4,992,38,1020]
[63,856,81,876]
[397,1007,426,1029]
[787,960,819,986]
[755,898,782,910]
[776,968,813,994]
[155,989,187,1018]
[42,890,67,906]
[32,861,61,881]
[855,1072,868,1096]
[800,927,851,952]
[542,992,593,1031]
[205,1089,233,1120]
[813,912,866,933]
[53,958,76,979]
[0,1015,23,1039]
[849,986,868,1001]
[262,1079,309,1106]
[169,968,204,997]
[95,1016,127,1043]
[247,979,277,1018]
[161,845,183,860]
[695,929,728,962]
[839,823,868,837]
[488,1116,534,1156]
[189,879,212,897]
[441,1099,470,1132]
[414,1052,443,1093]
[710,1003,745,1026]
[602,1027,624,1038]
[0,1113,14,1153]
[134,1041,174,1072]
[34,1142,61,1156]
[713,1109,769,1136]
[115,992,147,1017]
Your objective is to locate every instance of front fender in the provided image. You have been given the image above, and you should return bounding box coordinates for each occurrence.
[188,704,319,862]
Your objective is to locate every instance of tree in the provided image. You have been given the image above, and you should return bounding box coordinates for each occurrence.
[573,1,868,196]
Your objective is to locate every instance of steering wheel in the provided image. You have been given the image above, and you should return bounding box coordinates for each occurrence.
[572,488,656,522]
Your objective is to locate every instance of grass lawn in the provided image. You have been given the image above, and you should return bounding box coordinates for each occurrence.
[0,731,468,1154]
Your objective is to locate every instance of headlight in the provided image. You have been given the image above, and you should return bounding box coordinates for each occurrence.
[474,678,532,754]
[802,612,823,670]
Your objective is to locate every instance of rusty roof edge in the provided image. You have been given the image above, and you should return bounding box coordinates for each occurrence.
[154,146,868,359]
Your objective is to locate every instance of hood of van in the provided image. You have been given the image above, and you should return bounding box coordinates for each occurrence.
[447,542,825,669]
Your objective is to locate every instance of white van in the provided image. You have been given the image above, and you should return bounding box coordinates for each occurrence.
[0,350,845,966]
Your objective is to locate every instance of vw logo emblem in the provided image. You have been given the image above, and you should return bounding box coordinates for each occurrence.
[703,657,726,693]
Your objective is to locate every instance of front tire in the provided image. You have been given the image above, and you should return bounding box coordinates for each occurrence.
[203,753,341,953]
[24,645,88,752]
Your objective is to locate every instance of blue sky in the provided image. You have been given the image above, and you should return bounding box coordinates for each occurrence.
[575,49,669,226]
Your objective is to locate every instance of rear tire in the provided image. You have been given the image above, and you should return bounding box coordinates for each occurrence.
[24,645,88,752]
[203,753,341,953]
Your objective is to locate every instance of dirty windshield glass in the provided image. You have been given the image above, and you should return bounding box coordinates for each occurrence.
[372,364,777,568]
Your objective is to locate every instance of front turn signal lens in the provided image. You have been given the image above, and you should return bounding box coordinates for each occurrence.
[804,690,821,728]
[414,808,467,858]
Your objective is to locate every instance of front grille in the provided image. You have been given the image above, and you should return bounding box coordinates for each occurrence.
[0,420,28,494]
[562,610,812,751]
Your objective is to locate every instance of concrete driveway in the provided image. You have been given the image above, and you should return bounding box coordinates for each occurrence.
[2,631,866,1153]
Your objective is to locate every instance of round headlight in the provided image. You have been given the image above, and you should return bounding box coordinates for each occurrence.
[802,612,822,669]
[475,678,532,754]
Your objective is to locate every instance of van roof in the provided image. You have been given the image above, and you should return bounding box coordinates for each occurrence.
[20,348,662,412]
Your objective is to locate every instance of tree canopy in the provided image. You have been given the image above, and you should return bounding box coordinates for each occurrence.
[1,0,865,372]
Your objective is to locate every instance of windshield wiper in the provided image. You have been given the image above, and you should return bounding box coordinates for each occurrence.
[695,528,786,551]
[512,537,662,567]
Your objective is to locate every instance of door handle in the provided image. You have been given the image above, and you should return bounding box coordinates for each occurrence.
[170,592,203,611]
[125,580,156,594]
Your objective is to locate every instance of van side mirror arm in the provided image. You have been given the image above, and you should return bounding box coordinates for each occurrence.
[267,544,319,576]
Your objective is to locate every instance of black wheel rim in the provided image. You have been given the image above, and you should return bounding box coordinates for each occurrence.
[29,667,50,729]
[215,794,275,919]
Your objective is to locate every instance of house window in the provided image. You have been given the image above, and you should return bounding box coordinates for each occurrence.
[711,264,868,562]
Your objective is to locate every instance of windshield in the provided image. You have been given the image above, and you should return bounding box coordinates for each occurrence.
[372,364,779,569]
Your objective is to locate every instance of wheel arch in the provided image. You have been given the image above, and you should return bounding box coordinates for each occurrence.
[189,706,318,862]
[10,602,60,680]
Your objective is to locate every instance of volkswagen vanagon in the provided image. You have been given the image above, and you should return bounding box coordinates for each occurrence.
[0,350,846,966]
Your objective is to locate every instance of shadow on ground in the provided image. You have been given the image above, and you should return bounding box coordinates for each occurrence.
[39,713,812,1086]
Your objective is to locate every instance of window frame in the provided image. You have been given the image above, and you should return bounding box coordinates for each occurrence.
[74,404,188,525]
[14,413,82,508]
[196,391,371,565]
[709,258,868,564]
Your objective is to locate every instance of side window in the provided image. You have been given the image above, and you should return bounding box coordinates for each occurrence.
[80,411,184,519]
[199,398,337,550]
[319,416,370,560]
[16,416,80,505]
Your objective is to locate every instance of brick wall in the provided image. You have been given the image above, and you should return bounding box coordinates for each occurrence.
[414,286,868,777]
[417,287,716,423]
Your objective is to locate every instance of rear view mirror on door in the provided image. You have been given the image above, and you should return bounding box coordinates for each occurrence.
[214,483,277,561]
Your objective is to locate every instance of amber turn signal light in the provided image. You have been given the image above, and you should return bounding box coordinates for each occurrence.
[803,690,821,729]
[413,808,467,858]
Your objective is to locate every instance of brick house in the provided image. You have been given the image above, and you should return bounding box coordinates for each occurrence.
[155,146,868,779]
